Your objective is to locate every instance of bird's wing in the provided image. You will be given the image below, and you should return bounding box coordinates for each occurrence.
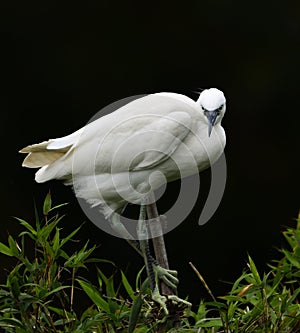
[20,93,197,179]
[89,110,193,173]
[131,111,192,170]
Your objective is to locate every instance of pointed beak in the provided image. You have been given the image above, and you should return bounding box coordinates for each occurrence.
[206,111,218,137]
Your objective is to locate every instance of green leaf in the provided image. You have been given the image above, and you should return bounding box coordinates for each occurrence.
[135,266,145,290]
[53,228,60,254]
[197,318,223,328]
[49,202,69,213]
[205,301,227,309]
[46,285,70,297]
[48,306,74,318]
[219,295,246,302]
[283,230,296,249]
[248,255,262,284]
[227,301,238,320]
[128,296,143,333]
[97,267,116,298]
[43,191,52,215]
[39,216,63,241]
[65,243,96,268]
[77,279,110,313]
[193,301,207,322]
[8,235,20,256]
[10,276,20,298]
[53,318,75,326]
[0,242,13,256]
[60,225,82,247]
[0,318,24,328]
[128,279,149,333]
[282,249,300,269]
[121,270,136,301]
[18,231,37,242]
[59,249,70,260]
[34,200,40,231]
[97,267,118,314]
[85,258,115,264]
[14,217,37,235]
[294,229,300,247]
[231,272,252,293]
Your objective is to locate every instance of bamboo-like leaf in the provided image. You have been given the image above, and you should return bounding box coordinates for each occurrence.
[231,272,252,293]
[8,236,19,257]
[48,202,69,213]
[97,267,116,298]
[34,200,40,231]
[53,228,60,254]
[48,306,74,318]
[10,276,20,298]
[190,301,207,322]
[60,225,81,247]
[77,279,110,313]
[135,266,145,290]
[282,249,300,269]
[43,191,52,215]
[65,243,96,268]
[0,242,13,257]
[121,270,136,301]
[248,255,262,284]
[39,217,62,241]
[14,217,37,235]
[0,318,24,328]
[128,280,149,333]
[53,318,75,326]
[128,295,142,333]
[96,267,118,314]
[283,230,295,249]
[197,318,223,328]
[46,285,70,297]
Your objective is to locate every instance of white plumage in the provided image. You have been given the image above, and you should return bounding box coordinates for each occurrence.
[20,89,226,218]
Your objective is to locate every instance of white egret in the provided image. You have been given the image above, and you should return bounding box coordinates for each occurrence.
[20,88,226,313]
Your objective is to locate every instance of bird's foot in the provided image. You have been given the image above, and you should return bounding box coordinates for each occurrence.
[151,266,191,315]
[153,265,178,291]
[152,288,192,315]
[167,295,192,309]
[152,289,168,314]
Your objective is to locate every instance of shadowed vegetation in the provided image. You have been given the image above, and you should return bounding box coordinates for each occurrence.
[0,194,299,332]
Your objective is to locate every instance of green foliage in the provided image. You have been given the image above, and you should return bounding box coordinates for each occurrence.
[0,195,300,332]
[0,194,102,332]
[0,194,163,332]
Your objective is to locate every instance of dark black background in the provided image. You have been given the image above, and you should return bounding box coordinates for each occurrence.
[1,0,299,309]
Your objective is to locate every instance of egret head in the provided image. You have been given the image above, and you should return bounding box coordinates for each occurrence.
[198,88,226,137]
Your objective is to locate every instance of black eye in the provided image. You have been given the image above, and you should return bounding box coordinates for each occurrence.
[218,105,223,111]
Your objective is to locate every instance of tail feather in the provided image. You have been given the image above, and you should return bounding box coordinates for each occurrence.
[19,141,49,153]
[20,129,82,182]
[35,165,71,183]
[22,151,66,168]
[20,141,70,168]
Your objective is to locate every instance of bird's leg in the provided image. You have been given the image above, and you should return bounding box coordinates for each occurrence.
[110,212,184,315]
[136,204,155,291]
[137,204,171,315]
[137,205,155,291]
[109,213,179,291]
[146,194,192,312]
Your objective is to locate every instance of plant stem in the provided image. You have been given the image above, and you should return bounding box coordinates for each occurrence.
[70,267,75,312]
